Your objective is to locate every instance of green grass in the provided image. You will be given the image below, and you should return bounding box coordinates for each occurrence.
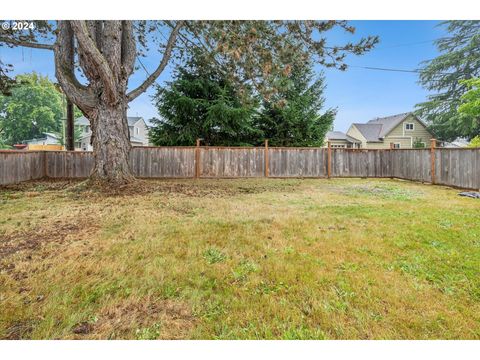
[1,178,479,339]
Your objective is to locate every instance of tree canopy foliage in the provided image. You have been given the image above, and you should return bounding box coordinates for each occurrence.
[149,51,259,146]
[0,73,65,145]
[458,78,480,118]
[416,21,480,141]
[256,63,335,147]
[149,52,335,147]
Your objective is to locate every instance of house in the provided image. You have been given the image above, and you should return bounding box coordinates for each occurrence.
[20,133,64,151]
[325,131,362,148]
[346,112,434,149]
[442,137,469,148]
[75,116,150,151]
[24,132,61,146]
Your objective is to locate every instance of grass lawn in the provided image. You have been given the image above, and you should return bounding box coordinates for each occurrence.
[1,178,479,339]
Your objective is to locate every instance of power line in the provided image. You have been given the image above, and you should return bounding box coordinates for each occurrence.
[374,39,436,50]
[136,56,164,88]
[346,64,453,76]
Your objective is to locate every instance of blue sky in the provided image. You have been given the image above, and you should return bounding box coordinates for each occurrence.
[0,21,446,132]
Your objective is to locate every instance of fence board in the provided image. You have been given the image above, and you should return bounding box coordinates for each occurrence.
[45,151,94,178]
[200,147,264,178]
[435,149,480,190]
[391,149,431,182]
[1,147,479,190]
[269,148,327,177]
[0,151,45,185]
[130,147,195,178]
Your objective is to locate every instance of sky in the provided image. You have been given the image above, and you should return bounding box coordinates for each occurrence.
[0,20,447,132]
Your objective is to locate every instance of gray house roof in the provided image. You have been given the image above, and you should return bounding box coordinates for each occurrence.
[24,132,60,144]
[326,131,361,143]
[76,116,144,126]
[353,112,426,142]
[351,123,383,142]
[367,112,411,138]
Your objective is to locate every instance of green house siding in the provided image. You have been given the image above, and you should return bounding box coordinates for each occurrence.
[347,114,433,149]
[385,114,432,148]
[346,125,368,148]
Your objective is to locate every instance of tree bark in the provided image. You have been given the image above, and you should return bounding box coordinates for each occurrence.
[51,20,182,186]
[89,101,134,185]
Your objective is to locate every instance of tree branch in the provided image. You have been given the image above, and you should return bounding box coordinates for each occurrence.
[121,21,136,79]
[70,20,118,104]
[0,36,54,50]
[54,21,96,114]
[127,20,184,102]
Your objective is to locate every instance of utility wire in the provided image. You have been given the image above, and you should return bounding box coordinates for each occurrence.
[346,64,453,76]
[374,39,436,50]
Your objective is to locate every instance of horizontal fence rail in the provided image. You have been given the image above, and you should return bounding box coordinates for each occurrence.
[1,145,479,190]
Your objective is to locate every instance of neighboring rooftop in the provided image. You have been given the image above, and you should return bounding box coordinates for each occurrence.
[326,131,361,143]
[352,112,418,142]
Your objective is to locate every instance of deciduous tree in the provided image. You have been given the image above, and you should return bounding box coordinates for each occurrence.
[0,73,64,145]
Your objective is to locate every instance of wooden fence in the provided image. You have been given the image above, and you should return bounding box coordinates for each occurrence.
[1,144,479,190]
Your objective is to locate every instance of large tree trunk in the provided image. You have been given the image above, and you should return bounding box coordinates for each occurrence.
[52,20,182,187]
[89,102,135,185]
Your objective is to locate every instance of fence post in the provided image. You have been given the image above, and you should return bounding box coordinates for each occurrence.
[327,141,332,178]
[195,138,201,178]
[43,151,48,179]
[430,138,436,184]
[264,139,269,178]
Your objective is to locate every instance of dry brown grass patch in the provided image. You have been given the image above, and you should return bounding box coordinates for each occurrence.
[77,296,195,339]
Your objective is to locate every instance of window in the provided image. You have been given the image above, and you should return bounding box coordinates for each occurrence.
[405,123,414,131]
[393,143,401,149]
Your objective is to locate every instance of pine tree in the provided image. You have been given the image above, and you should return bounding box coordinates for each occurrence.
[256,63,335,147]
[149,52,260,146]
[416,21,480,141]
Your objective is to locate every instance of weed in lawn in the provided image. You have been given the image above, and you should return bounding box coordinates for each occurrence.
[203,248,227,264]
[135,323,161,340]
[232,260,259,282]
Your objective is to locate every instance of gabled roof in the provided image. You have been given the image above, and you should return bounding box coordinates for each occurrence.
[326,131,361,143]
[127,117,144,126]
[75,116,144,126]
[351,123,384,142]
[353,112,427,142]
[366,112,411,138]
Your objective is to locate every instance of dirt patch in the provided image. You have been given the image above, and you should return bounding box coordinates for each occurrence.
[2,178,302,199]
[121,179,301,198]
[0,216,99,281]
[0,179,81,193]
[85,296,195,339]
[4,320,35,340]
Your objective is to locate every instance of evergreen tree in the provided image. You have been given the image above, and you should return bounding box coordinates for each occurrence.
[256,63,335,147]
[149,53,260,146]
[416,21,480,141]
